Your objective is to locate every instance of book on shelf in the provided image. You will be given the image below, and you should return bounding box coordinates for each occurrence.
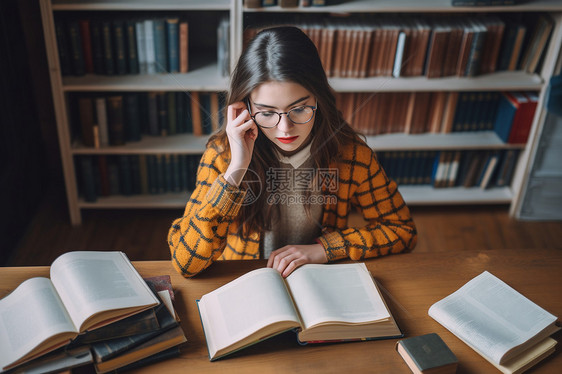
[429,271,560,374]
[493,91,538,145]
[197,263,402,361]
[396,333,458,374]
[6,345,93,374]
[0,251,160,372]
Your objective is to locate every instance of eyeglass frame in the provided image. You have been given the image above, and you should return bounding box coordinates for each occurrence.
[246,99,318,129]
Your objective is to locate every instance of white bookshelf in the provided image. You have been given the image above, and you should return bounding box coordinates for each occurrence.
[40,0,562,224]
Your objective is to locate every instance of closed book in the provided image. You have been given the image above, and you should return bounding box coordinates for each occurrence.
[179,21,189,73]
[135,20,147,74]
[79,156,97,202]
[153,19,167,73]
[79,20,94,74]
[119,155,133,196]
[106,96,125,145]
[91,280,179,363]
[166,19,180,73]
[78,97,96,147]
[144,19,156,74]
[101,20,115,75]
[95,97,110,147]
[396,333,458,374]
[190,92,203,135]
[55,20,71,76]
[167,92,177,135]
[93,325,186,374]
[90,19,105,75]
[67,20,85,76]
[156,92,168,136]
[508,91,538,144]
[464,19,486,77]
[124,93,141,142]
[112,346,181,373]
[112,20,127,75]
[125,20,139,74]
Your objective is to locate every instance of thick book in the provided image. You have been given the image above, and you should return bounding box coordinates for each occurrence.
[197,263,402,361]
[0,251,160,372]
[429,271,560,374]
[396,333,458,374]
[93,325,187,374]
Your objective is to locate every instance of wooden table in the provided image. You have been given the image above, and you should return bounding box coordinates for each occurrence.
[1,249,561,373]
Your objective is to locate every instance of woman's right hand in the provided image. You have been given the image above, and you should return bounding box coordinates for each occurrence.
[224,101,258,187]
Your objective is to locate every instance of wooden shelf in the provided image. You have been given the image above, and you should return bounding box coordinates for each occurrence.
[72,134,210,155]
[62,65,228,92]
[399,185,513,205]
[365,132,525,151]
[330,71,543,93]
[243,0,562,13]
[53,0,231,11]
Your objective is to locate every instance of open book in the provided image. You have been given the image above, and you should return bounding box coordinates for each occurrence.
[0,251,160,372]
[429,271,560,374]
[197,263,402,360]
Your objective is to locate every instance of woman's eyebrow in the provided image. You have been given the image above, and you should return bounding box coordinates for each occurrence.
[253,96,310,109]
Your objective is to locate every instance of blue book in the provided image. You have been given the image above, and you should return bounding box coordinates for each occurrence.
[493,92,518,143]
[153,19,167,73]
[166,19,180,73]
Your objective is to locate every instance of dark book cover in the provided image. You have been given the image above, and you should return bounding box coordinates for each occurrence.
[166,19,180,73]
[124,93,141,142]
[107,96,125,145]
[112,346,181,373]
[101,20,115,75]
[79,19,94,74]
[119,155,133,196]
[167,92,177,135]
[90,19,105,75]
[112,20,127,75]
[91,280,179,363]
[78,97,96,147]
[78,156,97,202]
[55,20,71,76]
[67,20,86,76]
[396,333,458,374]
[153,19,168,73]
[125,20,139,74]
[157,92,169,136]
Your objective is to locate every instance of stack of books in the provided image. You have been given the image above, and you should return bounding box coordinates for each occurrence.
[0,251,187,374]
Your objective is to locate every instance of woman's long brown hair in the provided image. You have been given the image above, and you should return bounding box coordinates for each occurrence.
[208,26,359,237]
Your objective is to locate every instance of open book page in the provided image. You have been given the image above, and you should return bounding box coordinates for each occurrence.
[0,278,77,371]
[198,267,301,359]
[285,263,391,329]
[428,271,559,365]
[50,251,159,332]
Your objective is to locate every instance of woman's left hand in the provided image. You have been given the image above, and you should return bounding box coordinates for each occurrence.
[267,244,328,278]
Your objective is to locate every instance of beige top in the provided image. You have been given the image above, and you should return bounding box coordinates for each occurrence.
[262,143,323,258]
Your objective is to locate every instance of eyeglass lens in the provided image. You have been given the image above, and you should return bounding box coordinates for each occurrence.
[254,106,315,128]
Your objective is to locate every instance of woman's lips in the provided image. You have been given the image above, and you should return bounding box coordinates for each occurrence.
[277,136,299,144]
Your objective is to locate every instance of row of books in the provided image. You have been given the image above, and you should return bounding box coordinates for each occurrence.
[338,90,537,142]
[244,0,341,7]
[244,12,553,78]
[73,91,226,148]
[56,17,190,76]
[77,154,199,202]
[0,252,187,373]
[378,149,520,189]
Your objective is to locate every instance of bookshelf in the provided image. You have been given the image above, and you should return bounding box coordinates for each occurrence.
[40,0,562,224]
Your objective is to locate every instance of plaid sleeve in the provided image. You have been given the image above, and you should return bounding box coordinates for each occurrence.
[317,142,417,261]
[168,147,246,277]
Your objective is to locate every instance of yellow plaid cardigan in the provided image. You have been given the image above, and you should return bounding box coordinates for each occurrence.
[168,137,417,278]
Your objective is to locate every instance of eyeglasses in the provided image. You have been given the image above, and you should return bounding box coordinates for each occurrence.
[247,100,317,129]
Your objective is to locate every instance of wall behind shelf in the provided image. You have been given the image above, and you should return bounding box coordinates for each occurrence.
[0,0,62,265]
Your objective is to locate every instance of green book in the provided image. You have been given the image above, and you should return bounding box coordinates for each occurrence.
[396,333,458,374]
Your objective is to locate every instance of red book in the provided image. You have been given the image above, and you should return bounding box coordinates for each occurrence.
[507,91,538,144]
[79,20,94,74]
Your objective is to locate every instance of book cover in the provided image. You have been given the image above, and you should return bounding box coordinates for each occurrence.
[396,333,458,374]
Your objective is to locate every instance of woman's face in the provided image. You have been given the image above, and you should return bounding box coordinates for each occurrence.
[249,81,316,156]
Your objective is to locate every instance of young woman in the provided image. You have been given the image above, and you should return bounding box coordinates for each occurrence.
[168,26,417,278]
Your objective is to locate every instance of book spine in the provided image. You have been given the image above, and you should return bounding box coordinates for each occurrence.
[67,20,86,76]
[112,20,127,75]
[136,20,147,74]
[166,19,180,73]
[144,20,156,74]
[126,20,139,74]
[153,19,168,73]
